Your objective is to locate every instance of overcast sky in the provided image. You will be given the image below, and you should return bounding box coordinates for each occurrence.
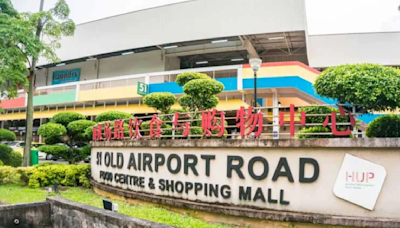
[11,0,191,24]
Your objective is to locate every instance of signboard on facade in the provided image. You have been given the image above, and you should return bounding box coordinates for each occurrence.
[333,154,386,210]
[92,147,319,210]
[91,146,397,219]
[52,69,81,85]
[137,82,149,96]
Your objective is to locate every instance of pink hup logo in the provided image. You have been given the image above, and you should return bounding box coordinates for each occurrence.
[346,172,375,183]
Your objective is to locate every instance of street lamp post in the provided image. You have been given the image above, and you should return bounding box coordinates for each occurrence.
[249,58,262,108]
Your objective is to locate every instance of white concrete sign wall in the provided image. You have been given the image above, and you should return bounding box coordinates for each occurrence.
[91,147,398,218]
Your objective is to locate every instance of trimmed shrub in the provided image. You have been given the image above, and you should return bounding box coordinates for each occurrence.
[176,72,210,86]
[314,64,400,112]
[9,151,22,167]
[0,129,16,141]
[298,106,347,124]
[366,114,400,138]
[95,111,132,122]
[38,122,67,144]
[51,112,86,127]
[143,92,176,113]
[0,144,13,166]
[296,105,352,138]
[0,164,90,188]
[297,126,333,139]
[67,120,96,141]
[183,79,224,97]
[176,72,224,112]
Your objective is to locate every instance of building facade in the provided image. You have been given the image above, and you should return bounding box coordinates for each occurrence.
[2,0,398,140]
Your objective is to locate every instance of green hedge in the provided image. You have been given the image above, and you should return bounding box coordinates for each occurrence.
[0,164,91,188]
[366,114,400,138]
[0,129,16,141]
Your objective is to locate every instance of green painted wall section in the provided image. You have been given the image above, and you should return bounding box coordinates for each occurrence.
[33,91,76,106]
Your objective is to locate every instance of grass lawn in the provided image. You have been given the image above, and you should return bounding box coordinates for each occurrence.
[0,184,233,228]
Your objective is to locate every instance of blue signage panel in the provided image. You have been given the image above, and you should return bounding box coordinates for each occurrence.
[52,69,81,85]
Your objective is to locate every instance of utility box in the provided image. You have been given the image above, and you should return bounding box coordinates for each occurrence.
[31,149,39,166]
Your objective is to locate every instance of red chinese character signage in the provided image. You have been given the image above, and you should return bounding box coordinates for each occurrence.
[129,118,143,139]
[202,109,225,137]
[174,112,191,138]
[149,114,163,139]
[279,104,306,137]
[323,106,356,136]
[113,119,125,140]
[91,104,356,141]
[236,106,263,137]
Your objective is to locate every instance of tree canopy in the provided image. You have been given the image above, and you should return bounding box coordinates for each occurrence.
[314,64,400,112]
[0,0,41,98]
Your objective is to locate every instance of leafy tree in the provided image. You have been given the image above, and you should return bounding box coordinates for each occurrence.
[143,92,176,113]
[176,72,224,111]
[366,114,400,138]
[38,112,95,164]
[0,0,76,166]
[0,0,40,100]
[95,111,132,122]
[314,64,400,112]
[0,129,16,141]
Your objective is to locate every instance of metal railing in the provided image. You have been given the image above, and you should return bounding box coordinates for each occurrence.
[92,104,362,141]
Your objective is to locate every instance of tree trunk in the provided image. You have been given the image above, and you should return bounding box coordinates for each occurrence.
[22,69,35,167]
[22,0,45,167]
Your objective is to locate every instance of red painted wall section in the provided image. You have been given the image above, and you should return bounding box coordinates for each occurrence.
[0,97,25,109]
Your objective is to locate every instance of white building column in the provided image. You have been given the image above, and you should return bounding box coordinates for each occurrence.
[39,118,43,143]
[272,89,280,139]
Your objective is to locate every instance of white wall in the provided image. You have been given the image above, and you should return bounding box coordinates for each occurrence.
[46,61,98,86]
[305,0,400,67]
[98,50,165,78]
[307,32,400,67]
[35,50,168,86]
[165,56,180,71]
[38,0,306,64]
[35,69,48,87]
[305,0,400,36]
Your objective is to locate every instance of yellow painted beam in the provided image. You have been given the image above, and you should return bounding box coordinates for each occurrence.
[78,86,140,102]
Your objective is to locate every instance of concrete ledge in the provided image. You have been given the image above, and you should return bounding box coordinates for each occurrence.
[0,202,51,228]
[47,197,175,228]
[91,138,400,148]
[91,180,400,228]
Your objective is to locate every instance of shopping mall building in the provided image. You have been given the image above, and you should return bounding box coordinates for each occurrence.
[2,0,399,140]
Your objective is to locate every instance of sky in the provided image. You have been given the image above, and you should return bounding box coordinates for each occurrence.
[11,0,191,24]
